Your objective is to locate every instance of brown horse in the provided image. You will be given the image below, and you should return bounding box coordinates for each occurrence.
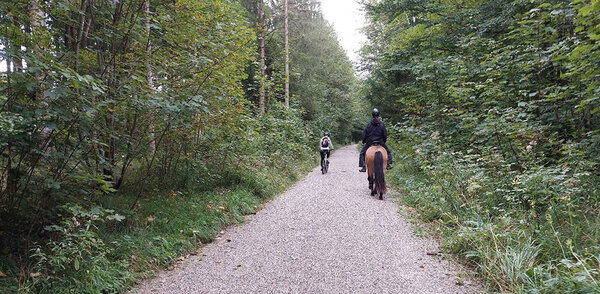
[366,145,387,200]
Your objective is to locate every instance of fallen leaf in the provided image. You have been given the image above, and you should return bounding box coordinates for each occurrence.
[426,251,439,256]
[30,272,42,278]
[226,239,231,242]
[0,270,5,277]
[236,264,242,268]
[178,256,185,261]
[456,280,464,286]
[217,206,225,210]
[147,216,155,222]
[419,265,424,269]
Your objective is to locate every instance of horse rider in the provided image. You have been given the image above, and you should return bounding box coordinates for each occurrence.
[359,108,392,172]
[320,131,333,170]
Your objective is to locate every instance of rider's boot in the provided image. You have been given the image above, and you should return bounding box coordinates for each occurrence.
[359,166,366,172]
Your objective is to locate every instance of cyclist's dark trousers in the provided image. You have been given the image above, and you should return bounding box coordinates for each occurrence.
[359,142,392,167]
[320,150,330,163]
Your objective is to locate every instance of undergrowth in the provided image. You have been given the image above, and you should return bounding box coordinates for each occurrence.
[388,127,600,293]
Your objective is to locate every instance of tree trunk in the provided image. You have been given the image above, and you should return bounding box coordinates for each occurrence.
[29,0,52,149]
[258,0,266,114]
[145,0,156,154]
[283,0,289,108]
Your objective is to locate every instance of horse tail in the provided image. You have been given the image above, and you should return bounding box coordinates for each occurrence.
[374,151,386,195]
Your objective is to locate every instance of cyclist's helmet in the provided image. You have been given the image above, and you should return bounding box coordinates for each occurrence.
[372,108,380,117]
[324,131,330,137]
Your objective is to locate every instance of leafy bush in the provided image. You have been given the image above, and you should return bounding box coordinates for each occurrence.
[29,205,133,294]
[389,125,600,293]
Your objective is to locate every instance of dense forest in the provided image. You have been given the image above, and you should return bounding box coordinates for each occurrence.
[2,0,600,292]
[0,0,364,292]
[362,0,599,292]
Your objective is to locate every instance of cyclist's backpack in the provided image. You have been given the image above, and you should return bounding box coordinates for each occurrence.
[321,138,329,148]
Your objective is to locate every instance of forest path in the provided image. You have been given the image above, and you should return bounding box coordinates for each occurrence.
[133,145,480,293]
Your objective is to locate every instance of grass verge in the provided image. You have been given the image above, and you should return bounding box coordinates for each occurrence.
[387,137,600,293]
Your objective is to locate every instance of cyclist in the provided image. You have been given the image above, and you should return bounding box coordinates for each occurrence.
[320,131,333,171]
[359,108,392,172]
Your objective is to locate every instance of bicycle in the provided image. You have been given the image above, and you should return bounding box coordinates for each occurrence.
[320,148,330,174]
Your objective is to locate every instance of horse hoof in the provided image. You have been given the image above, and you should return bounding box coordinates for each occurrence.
[379,194,383,200]
[371,191,376,196]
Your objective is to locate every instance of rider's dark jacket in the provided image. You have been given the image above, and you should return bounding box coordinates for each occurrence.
[362,118,387,144]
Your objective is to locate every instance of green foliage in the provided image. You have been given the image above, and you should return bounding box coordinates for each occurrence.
[287,4,358,137]
[29,205,132,293]
[1,0,256,232]
[387,127,600,293]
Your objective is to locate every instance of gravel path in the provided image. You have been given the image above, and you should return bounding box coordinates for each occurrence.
[133,145,480,293]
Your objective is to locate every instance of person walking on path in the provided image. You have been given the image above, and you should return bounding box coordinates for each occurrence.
[359,108,392,172]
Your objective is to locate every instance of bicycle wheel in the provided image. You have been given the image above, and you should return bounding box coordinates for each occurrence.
[321,158,326,174]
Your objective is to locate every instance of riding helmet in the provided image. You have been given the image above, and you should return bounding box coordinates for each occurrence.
[324,131,330,137]
[372,108,380,117]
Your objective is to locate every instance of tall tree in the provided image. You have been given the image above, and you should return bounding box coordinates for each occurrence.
[258,0,267,114]
[28,0,52,149]
[283,0,289,107]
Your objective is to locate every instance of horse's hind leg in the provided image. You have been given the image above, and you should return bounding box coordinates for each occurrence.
[379,192,383,200]
[368,176,373,190]
[370,180,376,196]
